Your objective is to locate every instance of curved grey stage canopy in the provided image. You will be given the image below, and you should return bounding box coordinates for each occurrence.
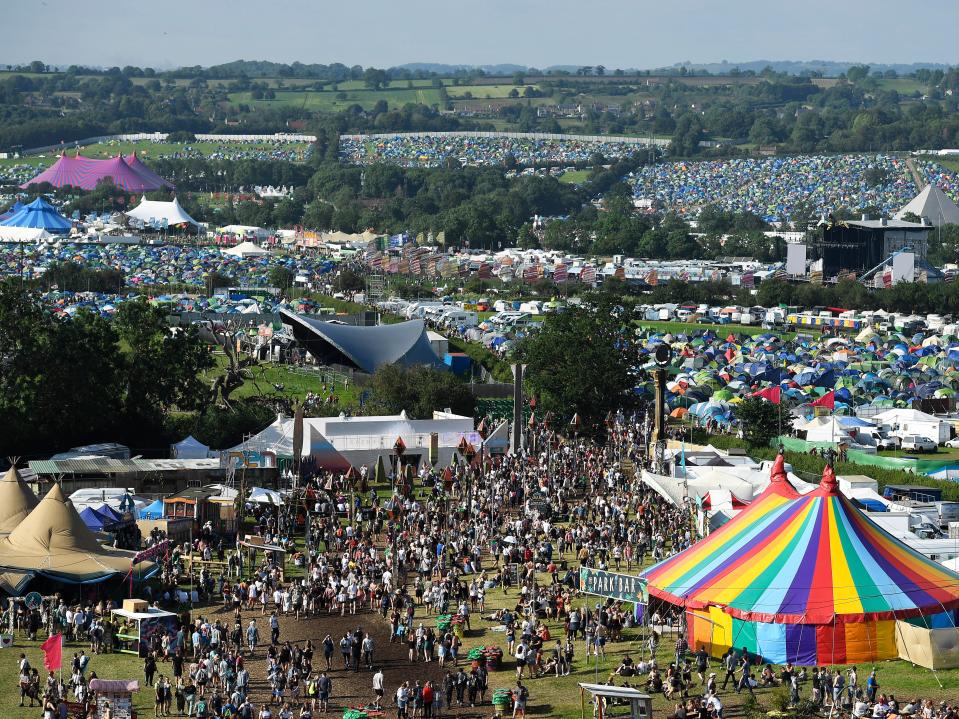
[280,309,443,374]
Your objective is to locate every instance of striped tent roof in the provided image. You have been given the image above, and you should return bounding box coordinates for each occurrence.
[20,153,170,191]
[124,152,174,190]
[643,463,959,624]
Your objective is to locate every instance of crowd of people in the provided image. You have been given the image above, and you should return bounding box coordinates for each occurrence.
[628,153,917,221]
[2,410,957,719]
[338,134,650,168]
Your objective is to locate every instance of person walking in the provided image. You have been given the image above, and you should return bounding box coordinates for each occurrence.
[512,679,528,719]
[362,634,374,669]
[372,668,385,710]
[246,620,259,657]
[720,651,736,690]
[316,672,331,714]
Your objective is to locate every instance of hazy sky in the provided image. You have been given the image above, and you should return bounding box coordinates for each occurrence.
[7,0,959,70]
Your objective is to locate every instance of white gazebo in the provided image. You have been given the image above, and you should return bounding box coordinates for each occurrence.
[223,241,269,258]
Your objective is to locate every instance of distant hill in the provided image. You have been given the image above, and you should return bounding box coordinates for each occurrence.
[400,59,956,78]
[397,63,528,75]
[652,59,954,76]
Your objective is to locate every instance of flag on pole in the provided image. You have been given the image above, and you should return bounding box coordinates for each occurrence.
[41,633,62,671]
[811,391,835,410]
[752,386,781,404]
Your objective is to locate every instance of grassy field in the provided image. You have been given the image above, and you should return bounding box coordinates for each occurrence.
[448,84,541,99]
[930,156,959,174]
[229,88,444,112]
[874,77,928,94]
[0,140,311,170]
[202,354,360,406]
[634,319,797,341]
[877,445,959,461]
[558,169,591,184]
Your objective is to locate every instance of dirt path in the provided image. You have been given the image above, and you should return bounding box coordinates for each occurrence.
[209,603,490,718]
[906,156,924,189]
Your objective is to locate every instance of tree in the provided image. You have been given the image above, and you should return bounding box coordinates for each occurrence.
[268,265,295,290]
[734,396,781,448]
[368,364,476,419]
[114,300,214,421]
[363,68,388,90]
[333,268,366,293]
[517,303,636,432]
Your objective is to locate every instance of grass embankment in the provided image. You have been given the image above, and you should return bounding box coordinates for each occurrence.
[447,335,513,383]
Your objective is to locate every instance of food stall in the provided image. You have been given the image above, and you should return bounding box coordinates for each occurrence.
[111,601,179,656]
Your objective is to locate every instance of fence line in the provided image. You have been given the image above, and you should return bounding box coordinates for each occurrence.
[339,130,670,147]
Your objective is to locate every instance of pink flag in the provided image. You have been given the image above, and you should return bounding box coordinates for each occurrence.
[41,633,62,671]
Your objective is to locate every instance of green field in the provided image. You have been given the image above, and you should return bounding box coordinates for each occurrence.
[874,77,928,94]
[0,139,311,171]
[634,319,796,341]
[930,156,959,174]
[202,355,359,406]
[229,88,444,112]
[559,169,591,184]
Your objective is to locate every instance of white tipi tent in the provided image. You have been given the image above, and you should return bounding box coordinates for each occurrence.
[894,185,959,226]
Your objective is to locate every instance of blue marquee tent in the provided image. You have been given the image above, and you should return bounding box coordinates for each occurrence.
[138,499,165,520]
[0,197,72,232]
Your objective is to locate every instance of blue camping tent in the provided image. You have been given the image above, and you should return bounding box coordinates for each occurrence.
[0,197,72,232]
[138,499,165,520]
[96,503,124,522]
[79,506,114,531]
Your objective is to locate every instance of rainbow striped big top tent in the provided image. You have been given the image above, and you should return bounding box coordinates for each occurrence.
[642,456,959,665]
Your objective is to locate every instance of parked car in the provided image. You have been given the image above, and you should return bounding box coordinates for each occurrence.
[876,435,899,450]
[900,435,937,453]
[944,437,959,448]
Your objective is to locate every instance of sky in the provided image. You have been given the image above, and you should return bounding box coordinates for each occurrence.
[6,0,959,71]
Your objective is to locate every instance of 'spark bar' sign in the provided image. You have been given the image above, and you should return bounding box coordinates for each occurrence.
[579,567,648,603]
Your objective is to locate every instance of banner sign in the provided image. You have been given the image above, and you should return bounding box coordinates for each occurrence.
[579,567,648,603]
[133,539,170,565]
